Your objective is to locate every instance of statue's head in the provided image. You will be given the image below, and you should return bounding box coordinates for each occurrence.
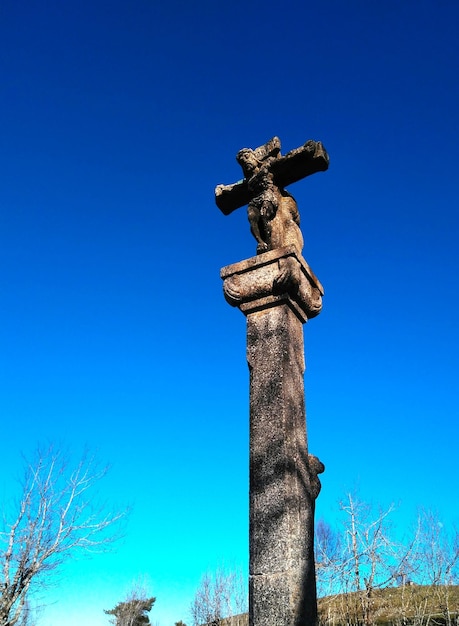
[236,148,259,175]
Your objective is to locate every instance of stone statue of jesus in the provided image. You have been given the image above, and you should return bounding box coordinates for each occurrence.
[215,136,329,255]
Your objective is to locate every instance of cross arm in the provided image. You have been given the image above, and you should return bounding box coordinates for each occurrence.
[215,139,329,215]
[215,179,250,216]
[273,140,329,190]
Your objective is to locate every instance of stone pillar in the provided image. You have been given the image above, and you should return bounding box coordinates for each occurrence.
[221,245,325,626]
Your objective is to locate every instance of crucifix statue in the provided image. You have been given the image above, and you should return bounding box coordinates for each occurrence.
[217,136,328,626]
[215,136,329,255]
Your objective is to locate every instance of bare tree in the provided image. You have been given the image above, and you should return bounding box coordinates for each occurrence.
[0,446,125,626]
[190,567,247,626]
[316,494,418,626]
[414,509,459,586]
[315,519,342,598]
[412,509,459,626]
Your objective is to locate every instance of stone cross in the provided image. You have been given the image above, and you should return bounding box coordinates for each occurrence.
[216,136,328,255]
[217,137,328,626]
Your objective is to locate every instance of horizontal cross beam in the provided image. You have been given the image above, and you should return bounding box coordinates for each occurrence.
[215,138,329,215]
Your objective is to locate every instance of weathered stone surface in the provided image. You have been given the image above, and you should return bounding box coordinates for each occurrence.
[221,246,324,323]
[247,295,324,626]
[217,136,327,626]
[221,247,324,626]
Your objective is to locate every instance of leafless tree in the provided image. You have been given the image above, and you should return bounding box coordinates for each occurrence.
[316,494,459,626]
[315,519,342,598]
[316,494,418,626]
[190,567,247,626]
[411,509,459,626]
[414,509,459,586]
[0,446,125,626]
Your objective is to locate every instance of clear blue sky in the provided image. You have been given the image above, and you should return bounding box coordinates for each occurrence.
[1,1,458,624]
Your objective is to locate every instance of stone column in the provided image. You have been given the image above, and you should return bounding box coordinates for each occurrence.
[221,245,325,626]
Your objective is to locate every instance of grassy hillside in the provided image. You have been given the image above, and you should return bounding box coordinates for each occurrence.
[209,586,459,626]
[318,584,459,626]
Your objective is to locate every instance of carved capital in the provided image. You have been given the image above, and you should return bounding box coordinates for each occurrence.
[221,245,324,323]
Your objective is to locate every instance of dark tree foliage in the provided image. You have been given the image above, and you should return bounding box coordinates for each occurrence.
[104,596,155,626]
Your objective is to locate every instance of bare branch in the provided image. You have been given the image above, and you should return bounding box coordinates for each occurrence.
[0,445,125,626]
[190,567,248,626]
